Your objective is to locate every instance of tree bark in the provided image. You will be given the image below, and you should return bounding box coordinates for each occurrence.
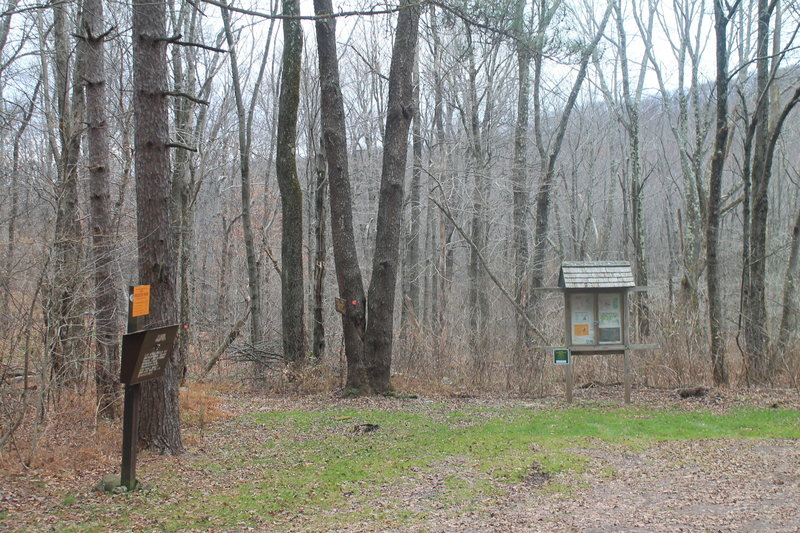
[276,0,306,363]
[311,151,327,360]
[313,0,368,390]
[512,0,531,357]
[84,0,120,415]
[132,0,182,454]
[707,0,733,386]
[49,0,86,385]
[363,0,420,393]
[743,0,772,384]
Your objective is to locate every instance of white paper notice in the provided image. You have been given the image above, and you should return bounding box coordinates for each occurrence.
[570,293,595,344]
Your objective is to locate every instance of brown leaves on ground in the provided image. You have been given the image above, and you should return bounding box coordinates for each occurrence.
[0,385,798,532]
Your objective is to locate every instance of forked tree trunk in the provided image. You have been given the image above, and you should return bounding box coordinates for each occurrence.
[313,0,368,388]
[363,0,420,393]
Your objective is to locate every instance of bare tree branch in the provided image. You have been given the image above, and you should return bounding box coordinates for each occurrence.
[428,176,547,343]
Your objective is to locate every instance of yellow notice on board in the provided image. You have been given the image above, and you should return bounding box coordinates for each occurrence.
[132,285,151,317]
[573,323,589,337]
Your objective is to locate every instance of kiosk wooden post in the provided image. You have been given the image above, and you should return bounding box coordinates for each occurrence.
[556,262,642,405]
[543,262,657,404]
[565,363,574,403]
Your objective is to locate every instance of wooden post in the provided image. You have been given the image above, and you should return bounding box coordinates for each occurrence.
[623,349,631,404]
[623,288,631,404]
[121,285,144,490]
[565,362,573,404]
[120,383,140,490]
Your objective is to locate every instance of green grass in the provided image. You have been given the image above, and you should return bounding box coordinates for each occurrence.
[43,403,800,532]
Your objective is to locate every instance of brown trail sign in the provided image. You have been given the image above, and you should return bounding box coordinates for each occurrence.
[117,285,178,491]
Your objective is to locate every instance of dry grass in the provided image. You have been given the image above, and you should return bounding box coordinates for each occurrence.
[0,391,120,475]
[179,382,231,427]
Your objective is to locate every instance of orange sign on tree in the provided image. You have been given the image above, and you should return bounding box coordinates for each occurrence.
[131,285,151,317]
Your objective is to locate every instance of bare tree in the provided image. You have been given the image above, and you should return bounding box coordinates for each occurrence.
[512,0,531,357]
[739,0,800,383]
[276,0,306,363]
[706,0,739,386]
[83,0,120,415]
[313,0,368,388]
[362,0,421,393]
[310,0,421,393]
[46,0,87,385]
[219,0,278,348]
[528,2,612,314]
[635,0,711,310]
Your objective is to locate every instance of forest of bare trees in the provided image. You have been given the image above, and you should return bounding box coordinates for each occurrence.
[1,0,800,453]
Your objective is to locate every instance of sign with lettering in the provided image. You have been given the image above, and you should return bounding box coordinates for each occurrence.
[120,325,179,385]
[570,293,595,345]
[130,285,151,318]
[553,348,570,365]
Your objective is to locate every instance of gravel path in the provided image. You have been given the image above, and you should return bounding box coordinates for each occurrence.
[407,439,800,532]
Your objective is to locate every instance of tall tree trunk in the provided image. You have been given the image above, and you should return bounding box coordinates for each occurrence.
[464,29,490,355]
[743,0,772,383]
[311,151,327,360]
[313,0,368,390]
[429,5,449,337]
[220,4,263,347]
[402,60,422,333]
[132,0,182,454]
[84,0,120,415]
[707,0,733,386]
[276,0,306,363]
[363,0,420,393]
[169,0,198,387]
[512,0,531,357]
[778,209,800,363]
[740,0,800,383]
[614,1,650,338]
[49,1,86,385]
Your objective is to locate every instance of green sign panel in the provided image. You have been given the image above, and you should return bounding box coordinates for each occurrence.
[553,348,570,365]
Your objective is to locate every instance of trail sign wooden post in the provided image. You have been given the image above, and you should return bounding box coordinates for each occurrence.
[119,285,177,490]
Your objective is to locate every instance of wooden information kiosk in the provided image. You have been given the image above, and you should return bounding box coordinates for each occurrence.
[555,261,653,404]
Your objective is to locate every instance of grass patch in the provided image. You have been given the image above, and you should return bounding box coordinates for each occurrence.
[35,403,800,532]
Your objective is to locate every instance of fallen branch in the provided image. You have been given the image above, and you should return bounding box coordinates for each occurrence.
[199,308,251,380]
[428,181,546,344]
